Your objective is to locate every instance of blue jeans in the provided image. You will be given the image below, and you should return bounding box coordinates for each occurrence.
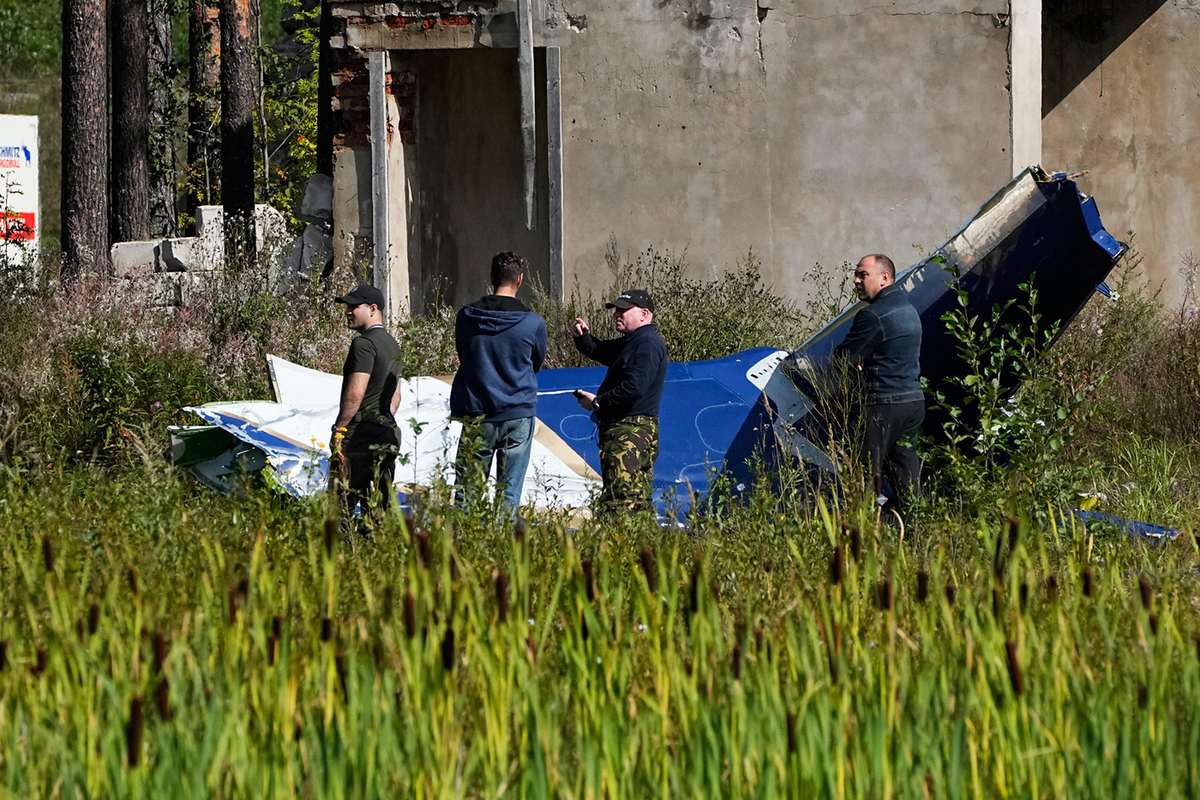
[454,416,535,511]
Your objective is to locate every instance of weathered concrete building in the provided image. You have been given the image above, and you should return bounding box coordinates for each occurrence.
[322,0,1198,316]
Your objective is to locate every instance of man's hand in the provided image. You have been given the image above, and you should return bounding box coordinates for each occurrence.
[574,389,598,411]
[571,318,589,338]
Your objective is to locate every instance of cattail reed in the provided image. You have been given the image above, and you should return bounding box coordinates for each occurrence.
[237,576,250,601]
[1149,614,1159,636]
[1195,636,1200,664]
[1046,574,1059,600]
[381,586,394,621]
[916,570,929,602]
[526,636,537,663]
[152,631,166,673]
[754,626,764,654]
[293,722,303,742]
[1019,581,1029,613]
[945,582,956,607]
[495,570,509,622]
[126,696,143,767]
[415,532,431,569]
[33,647,46,676]
[786,711,797,753]
[42,535,54,573]
[227,586,238,625]
[993,527,1006,579]
[267,636,278,666]
[1138,684,1148,709]
[1081,567,1093,597]
[156,679,171,719]
[514,516,527,543]
[441,627,455,670]
[827,621,840,685]
[582,559,595,602]
[324,518,337,557]
[878,577,894,612]
[0,640,7,671]
[335,652,347,695]
[640,548,657,594]
[849,527,862,562]
[127,567,139,596]
[1005,640,1022,696]
[76,617,84,641]
[689,561,702,617]
[731,644,742,679]
[992,586,1002,617]
[580,611,589,642]
[272,614,283,639]
[404,592,417,639]
[830,546,844,586]
[402,509,416,538]
[320,617,333,642]
[88,603,100,635]
[1138,577,1152,610]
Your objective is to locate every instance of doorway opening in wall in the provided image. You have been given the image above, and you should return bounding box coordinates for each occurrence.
[399,47,553,315]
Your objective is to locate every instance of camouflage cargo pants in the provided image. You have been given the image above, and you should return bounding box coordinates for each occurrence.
[597,415,659,516]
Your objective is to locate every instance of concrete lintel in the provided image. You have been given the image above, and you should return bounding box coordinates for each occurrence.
[1010,0,1042,176]
[344,18,481,50]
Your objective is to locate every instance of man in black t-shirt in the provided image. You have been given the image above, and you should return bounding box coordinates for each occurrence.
[331,284,403,522]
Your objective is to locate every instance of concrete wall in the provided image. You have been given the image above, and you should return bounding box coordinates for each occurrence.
[1043,0,1200,304]
[551,0,1014,298]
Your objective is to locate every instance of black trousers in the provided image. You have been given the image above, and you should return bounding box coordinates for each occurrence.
[863,400,924,510]
[341,421,400,520]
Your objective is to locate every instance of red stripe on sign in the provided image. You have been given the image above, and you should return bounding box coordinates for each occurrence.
[0,212,35,241]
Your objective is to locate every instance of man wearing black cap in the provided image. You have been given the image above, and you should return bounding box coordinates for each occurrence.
[331,284,403,523]
[572,289,668,516]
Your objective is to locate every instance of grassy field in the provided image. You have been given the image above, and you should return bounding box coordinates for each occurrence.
[2,247,1199,797]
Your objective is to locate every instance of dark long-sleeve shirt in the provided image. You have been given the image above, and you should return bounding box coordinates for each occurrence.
[833,283,923,404]
[574,323,668,423]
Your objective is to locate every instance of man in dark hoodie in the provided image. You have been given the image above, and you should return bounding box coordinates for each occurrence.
[834,253,924,511]
[449,251,548,511]
[572,289,668,516]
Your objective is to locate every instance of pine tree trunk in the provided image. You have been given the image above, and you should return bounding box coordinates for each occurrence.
[147,0,175,237]
[111,0,151,244]
[187,0,220,226]
[220,0,258,271]
[61,0,109,280]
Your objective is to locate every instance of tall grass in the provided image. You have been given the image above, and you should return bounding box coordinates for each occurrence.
[1,467,1198,797]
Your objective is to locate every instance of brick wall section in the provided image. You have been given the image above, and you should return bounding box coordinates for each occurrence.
[330,55,415,151]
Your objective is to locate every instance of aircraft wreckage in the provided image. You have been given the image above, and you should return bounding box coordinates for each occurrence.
[170,167,1131,521]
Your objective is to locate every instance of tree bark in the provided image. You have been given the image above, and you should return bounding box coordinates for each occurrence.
[316,0,334,177]
[188,0,220,225]
[147,0,175,237]
[111,0,151,244]
[61,0,109,280]
[220,0,257,270]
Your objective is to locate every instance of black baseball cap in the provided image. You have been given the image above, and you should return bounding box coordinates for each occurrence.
[605,289,655,312]
[335,284,385,307]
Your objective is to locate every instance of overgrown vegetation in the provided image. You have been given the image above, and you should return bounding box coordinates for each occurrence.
[2,240,1200,795]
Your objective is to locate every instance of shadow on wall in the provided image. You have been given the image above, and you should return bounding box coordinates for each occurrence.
[1042,0,1170,115]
